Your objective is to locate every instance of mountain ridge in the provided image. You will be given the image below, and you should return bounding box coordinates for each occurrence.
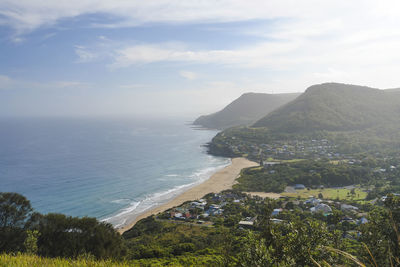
[193,92,300,129]
[253,83,400,134]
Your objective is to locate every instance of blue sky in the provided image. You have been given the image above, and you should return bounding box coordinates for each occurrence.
[1,1,400,117]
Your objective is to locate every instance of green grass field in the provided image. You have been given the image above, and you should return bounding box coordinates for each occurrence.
[281,187,367,201]
[265,157,304,163]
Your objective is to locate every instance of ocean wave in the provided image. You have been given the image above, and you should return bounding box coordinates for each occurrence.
[165,174,179,177]
[102,158,231,228]
[110,198,131,204]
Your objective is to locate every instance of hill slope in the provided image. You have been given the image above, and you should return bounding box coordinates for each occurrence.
[193,92,300,129]
[253,83,400,133]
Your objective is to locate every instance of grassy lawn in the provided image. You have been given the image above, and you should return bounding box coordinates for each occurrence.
[265,157,305,163]
[281,187,367,201]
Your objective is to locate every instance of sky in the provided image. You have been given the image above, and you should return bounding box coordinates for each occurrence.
[1,0,400,118]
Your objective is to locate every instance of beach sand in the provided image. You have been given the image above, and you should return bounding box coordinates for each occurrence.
[117,157,258,234]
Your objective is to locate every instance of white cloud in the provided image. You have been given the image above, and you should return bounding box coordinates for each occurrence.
[3,1,400,90]
[109,41,299,69]
[1,1,399,35]
[179,71,197,80]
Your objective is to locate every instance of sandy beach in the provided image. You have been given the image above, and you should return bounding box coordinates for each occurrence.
[117,157,258,234]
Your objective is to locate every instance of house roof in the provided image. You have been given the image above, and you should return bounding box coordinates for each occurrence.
[238,221,254,226]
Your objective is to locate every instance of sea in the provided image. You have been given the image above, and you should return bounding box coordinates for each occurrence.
[0,117,230,228]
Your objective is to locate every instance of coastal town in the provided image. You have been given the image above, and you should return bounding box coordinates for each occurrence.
[150,186,397,240]
[211,132,343,161]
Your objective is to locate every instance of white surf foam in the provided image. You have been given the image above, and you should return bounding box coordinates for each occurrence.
[102,158,231,229]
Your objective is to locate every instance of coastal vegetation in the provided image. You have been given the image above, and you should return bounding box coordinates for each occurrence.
[0,192,126,260]
[2,188,399,266]
[233,159,385,193]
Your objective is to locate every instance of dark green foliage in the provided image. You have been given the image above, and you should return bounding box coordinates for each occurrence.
[237,201,343,266]
[35,213,126,259]
[124,218,228,260]
[194,92,300,130]
[0,192,126,260]
[254,83,400,134]
[0,192,33,253]
[0,192,33,228]
[359,195,400,266]
[234,160,375,192]
[122,216,162,239]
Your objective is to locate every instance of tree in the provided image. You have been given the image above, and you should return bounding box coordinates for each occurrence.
[36,213,126,259]
[237,231,276,266]
[350,188,356,199]
[0,192,33,228]
[359,196,400,266]
[0,192,33,252]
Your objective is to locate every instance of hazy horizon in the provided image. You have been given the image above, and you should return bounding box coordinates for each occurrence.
[1,1,400,117]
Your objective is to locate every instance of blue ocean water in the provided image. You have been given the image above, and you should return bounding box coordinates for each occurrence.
[0,117,230,228]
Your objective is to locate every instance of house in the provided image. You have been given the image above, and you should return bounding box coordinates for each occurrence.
[201,213,209,218]
[238,220,254,229]
[304,197,321,206]
[174,213,183,219]
[341,215,355,224]
[209,204,220,210]
[270,218,284,224]
[207,204,223,215]
[310,203,332,213]
[341,204,359,211]
[294,184,306,190]
[212,194,222,201]
[191,201,206,210]
[271,208,282,216]
[357,217,368,225]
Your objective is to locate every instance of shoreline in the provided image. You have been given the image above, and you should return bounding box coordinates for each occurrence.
[117,157,258,234]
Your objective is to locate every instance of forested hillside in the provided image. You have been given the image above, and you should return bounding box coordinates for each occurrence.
[253,83,400,134]
[193,92,300,129]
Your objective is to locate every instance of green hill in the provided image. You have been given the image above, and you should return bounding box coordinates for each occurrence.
[253,83,400,134]
[193,92,300,129]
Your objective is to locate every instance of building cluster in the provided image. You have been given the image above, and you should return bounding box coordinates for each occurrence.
[161,191,246,224]
[221,137,344,161]
[268,195,369,228]
[158,188,371,237]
